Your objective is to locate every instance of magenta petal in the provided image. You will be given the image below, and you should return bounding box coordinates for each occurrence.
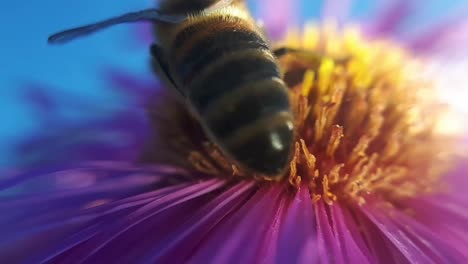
[314,202,372,263]
[365,207,433,263]
[329,204,372,263]
[407,197,468,258]
[343,204,409,264]
[315,201,345,263]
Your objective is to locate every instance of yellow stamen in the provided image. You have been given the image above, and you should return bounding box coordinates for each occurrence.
[301,70,315,97]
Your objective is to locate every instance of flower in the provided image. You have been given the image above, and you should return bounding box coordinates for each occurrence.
[2,0,468,263]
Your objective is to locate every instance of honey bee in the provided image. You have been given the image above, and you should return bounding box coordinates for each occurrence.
[48,0,300,178]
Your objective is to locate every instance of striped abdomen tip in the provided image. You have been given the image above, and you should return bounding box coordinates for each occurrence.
[202,78,295,177]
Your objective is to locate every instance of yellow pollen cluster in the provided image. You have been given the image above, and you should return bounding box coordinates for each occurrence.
[175,21,456,206]
[279,21,455,205]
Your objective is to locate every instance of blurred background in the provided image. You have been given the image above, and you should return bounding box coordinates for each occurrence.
[0,0,466,170]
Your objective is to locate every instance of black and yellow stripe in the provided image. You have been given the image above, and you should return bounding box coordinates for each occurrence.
[167,12,294,176]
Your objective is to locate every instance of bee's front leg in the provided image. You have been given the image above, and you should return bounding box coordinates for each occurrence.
[274,46,350,65]
[273,47,324,61]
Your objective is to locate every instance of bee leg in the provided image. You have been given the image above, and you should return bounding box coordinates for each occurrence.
[273,47,292,58]
[272,47,326,87]
[273,47,322,61]
[273,46,350,64]
[150,44,183,96]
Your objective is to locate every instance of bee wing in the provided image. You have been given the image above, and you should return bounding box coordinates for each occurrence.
[150,44,183,96]
[48,1,237,44]
[157,0,235,13]
[48,8,187,44]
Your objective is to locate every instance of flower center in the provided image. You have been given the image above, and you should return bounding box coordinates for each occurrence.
[277,23,456,205]
[145,22,457,205]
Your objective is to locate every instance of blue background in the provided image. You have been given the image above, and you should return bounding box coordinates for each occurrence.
[0,0,465,168]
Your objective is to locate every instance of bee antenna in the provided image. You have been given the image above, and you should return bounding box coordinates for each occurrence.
[48,8,186,44]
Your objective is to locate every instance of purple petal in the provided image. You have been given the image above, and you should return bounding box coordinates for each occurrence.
[446,158,468,200]
[102,68,160,104]
[363,205,438,263]
[13,69,159,169]
[362,196,468,263]
[258,0,298,39]
[127,23,154,49]
[367,0,414,37]
[313,201,375,263]
[0,162,189,263]
[34,183,197,263]
[329,204,372,263]
[409,18,468,55]
[352,204,410,264]
[188,184,292,263]
[21,83,58,113]
[46,179,227,263]
[315,201,346,263]
[146,181,256,263]
[321,0,352,25]
[275,185,317,263]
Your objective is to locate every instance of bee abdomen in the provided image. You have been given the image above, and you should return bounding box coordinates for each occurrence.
[171,22,271,89]
[191,52,293,175]
[171,19,294,176]
[223,111,294,176]
[179,33,269,85]
[187,49,281,110]
[202,77,290,138]
[202,78,294,176]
